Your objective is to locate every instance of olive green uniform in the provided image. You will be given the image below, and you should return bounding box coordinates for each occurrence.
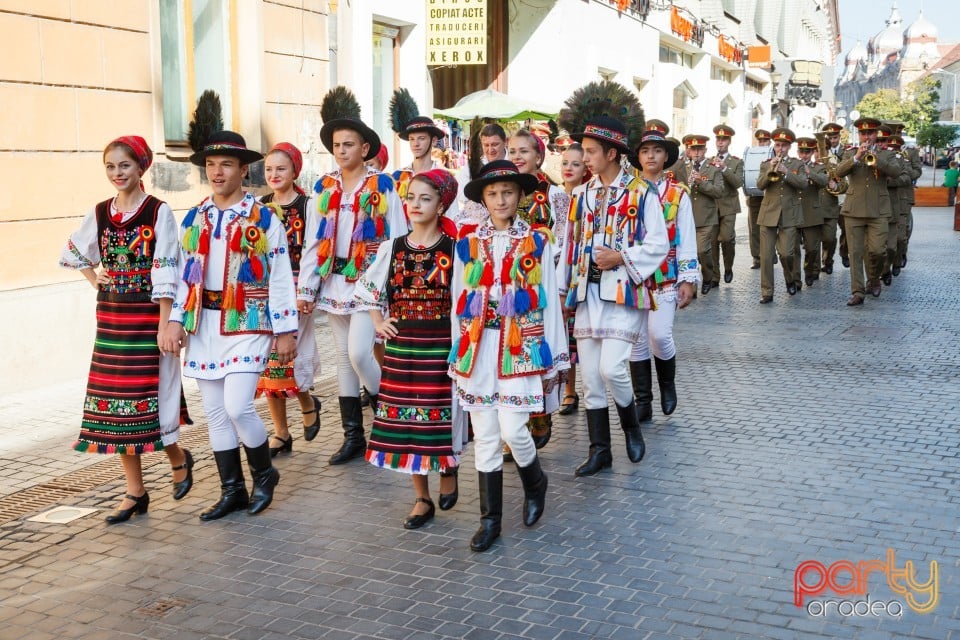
[795,161,829,284]
[757,157,806,297]
[674,161,725,287]
[709,154,744,282]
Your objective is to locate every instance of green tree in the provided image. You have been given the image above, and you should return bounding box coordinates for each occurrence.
[855,77,941,136]
[917,123,959,186]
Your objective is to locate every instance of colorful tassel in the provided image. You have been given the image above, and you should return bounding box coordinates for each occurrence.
[225,308,240,332]
[527,286,539,310]
[616,281,625,304]
[457,344,474,374]
[538,339,553,368]
[468,292,484,319]
[456,237,472,263]
[374,215,385,237]
[497,288,515,317]
[515,288,531,314]
[479,262,494,287]
[377,173,394,193]
[246,309,259,330]
[456,290,468,315]
[362,216,376,240]
[235,283,245,309]
[507,320,522,355]
[341,260,358,280]
[182,206,198,228]
[469,316,483,342]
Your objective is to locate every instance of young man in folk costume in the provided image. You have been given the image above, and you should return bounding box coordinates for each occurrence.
[626,122,700,421]
[672,134,725,294]
[298,87,407,463]
[160,130,297,520]
[557,81,670,477]
[708,124,744,285]
[389,88,459,223]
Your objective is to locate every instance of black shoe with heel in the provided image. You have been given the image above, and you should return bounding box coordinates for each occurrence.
[558,393,579,416]
[171,449,194,500]
[438,467,459,510]
[403,497,435,529]
[303,395,322,442]
[105,492,149,524]
[269,434,293,458]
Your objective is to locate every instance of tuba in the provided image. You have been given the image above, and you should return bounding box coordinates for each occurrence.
[814,131,848,196]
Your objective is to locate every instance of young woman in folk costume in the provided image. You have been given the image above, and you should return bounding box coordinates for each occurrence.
[557,81,670,478]
[297,87,407,465]
[557,142,589,417]
[627,124,700,420]
[356,169,466,530]
[389,88,459,224]
[255,143,322,456]
[450,160,570,552]
[505,128,571,453]
[61,136,194,524]
[160,130,297,520]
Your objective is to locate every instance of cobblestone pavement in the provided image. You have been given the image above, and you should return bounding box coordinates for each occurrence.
[1,209,958,640]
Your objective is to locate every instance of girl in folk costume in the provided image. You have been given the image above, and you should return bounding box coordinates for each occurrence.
[627,125,700,419]
[450,160,570,552]
[356,170,466,530]
[557,142,589,417]
[557,81,669,477]
[389,88,459,223]
[62,136,194,524]
[505,128,571,452]
[160,130,298,520]
[255,143,322,456]
[298,87,407,465]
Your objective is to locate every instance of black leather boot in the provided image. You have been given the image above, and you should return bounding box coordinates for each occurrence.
[515,456,548,527]
[529,413,552,449]
[654,356,678,415]
[363,387,379,414]
[244,441,280,515]
[470,470,503,552]
[615,401,646,463]
[330,396,366,465]
[575,408,613,476]
[629,359,653,422]
[199,448,249,521]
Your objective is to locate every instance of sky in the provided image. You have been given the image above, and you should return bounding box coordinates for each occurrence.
[836,0,957,64]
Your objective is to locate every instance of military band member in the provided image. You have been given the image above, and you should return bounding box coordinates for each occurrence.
[876,126,911,285]
[756,128,806,303]
[673,134,724,294]
[744,129,772,269]
[794,137,828,287]
[709,124,744,285]
[835,117,903,306]
[819,123,845,274]
[889,122,922,269]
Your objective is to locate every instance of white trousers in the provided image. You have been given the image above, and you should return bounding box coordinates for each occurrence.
[326,312,381,397]
[470,409,535,472]
[158,352,182,446]
[578,337,634,409]
[630,289,678,361]
[197,373,268,451]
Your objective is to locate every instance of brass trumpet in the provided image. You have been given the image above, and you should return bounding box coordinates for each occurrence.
[766,153,785,182]
[864,151,877,167]
[814,131,848,196]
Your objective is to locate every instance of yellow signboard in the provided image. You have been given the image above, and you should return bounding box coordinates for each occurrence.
[427,0,487,66]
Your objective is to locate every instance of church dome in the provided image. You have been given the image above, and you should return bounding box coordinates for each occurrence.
[904,11,937,41]
[868,3,904,58]
[845,40,868,65]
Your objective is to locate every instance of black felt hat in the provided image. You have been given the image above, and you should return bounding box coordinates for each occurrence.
[463,160,539,203]
[630,129,680,170]
[319,86,382,161]
[189,130,263,167]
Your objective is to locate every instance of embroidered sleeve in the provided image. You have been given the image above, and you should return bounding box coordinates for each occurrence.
[59,208,99,270]
[620,189,669,284]
[539,237,571,379]
[675,191,701,285]
[298,194,321,301]
[265,210,299,334]
[150,203,179,301]
[354,240,393,306]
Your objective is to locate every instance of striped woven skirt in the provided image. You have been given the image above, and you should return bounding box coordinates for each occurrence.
[73,295,164,454]
[365,319,459,474]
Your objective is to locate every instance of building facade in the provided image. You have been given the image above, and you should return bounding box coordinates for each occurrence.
[0,0,840,393]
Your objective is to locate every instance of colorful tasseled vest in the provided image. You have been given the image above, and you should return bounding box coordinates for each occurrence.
[313,172,396,282]
[260,192,308,279]
[564,175,654,310]
[647,177,688,290]
[178,196,275,335]
[448,220,555,379]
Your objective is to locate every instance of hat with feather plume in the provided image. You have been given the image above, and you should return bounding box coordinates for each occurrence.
[390,88,446,141]
[559,80,645,154]
[319,86,382,161]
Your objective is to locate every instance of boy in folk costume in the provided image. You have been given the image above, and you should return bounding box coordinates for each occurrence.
[389,88,459,222]
[298,87,407,463]
[627,122,700,420]
[160,130,297,520]
[450,160,570,552]
[557,81,670,477]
